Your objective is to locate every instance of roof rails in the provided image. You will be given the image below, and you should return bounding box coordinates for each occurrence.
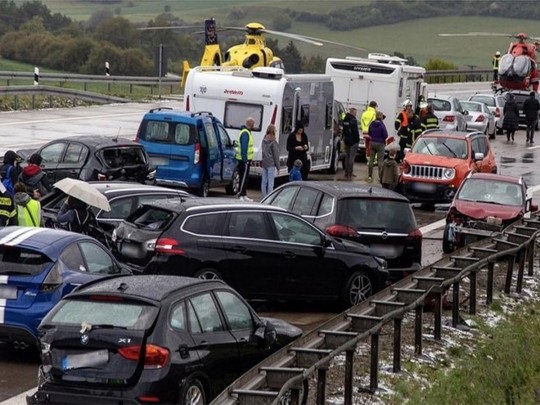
[149,107,173,113]
[191,111,214,118]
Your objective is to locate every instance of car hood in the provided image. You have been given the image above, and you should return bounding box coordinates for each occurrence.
[405,154,465,168]
[454,199,523,220]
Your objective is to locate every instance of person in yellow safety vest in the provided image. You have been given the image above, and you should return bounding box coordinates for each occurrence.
[492,51,501,83]
[420,103,439,132]
[361,101,378,160]
[236,117,255,201]
[14,182,41,227]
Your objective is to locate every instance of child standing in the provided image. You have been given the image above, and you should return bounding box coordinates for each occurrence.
[380,150,399,190]
[289,159,303,182]
[260,124,280,198]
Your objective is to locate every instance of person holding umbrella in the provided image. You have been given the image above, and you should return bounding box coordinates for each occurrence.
[56,196,95,234]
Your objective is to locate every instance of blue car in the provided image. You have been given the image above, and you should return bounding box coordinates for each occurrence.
[136,109,239,197]
[0,227,131,349]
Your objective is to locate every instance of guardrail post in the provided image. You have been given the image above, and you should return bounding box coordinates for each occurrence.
[528,240,535,276]
[415,305,423,355]
[344,348,354,405]
[469,271,477,315]
[452,282,460,328]
[14,95,18,110]
[516,250,526,293]
[316,367,327,405]
[504,256,515,294]
[487,262,494,305]
[393,318,402,372]
[434,293,442,340]
[369,333,379,392]
[32,95,35,109]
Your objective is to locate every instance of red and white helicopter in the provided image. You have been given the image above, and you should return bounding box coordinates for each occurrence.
[440,32,539,93]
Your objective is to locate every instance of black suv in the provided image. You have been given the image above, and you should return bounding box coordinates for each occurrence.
[262,181,421,282]
[112,199,388,307]
[511,90,540,129]
[19,135,155,184]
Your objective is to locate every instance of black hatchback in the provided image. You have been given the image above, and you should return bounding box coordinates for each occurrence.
[28,275,302,404]
[111,199,388,307]
[262,181,422,282]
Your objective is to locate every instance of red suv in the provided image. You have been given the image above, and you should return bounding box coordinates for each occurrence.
[399,130,498,204]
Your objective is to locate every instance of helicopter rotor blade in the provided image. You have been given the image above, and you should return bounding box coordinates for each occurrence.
[439,32,514,37]
[289,33,367,52]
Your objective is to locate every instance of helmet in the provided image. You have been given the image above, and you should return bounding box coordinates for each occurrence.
[495,51,501,56]
[402,99,412,107]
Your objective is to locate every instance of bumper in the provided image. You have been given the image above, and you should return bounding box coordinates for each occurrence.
[27,389,140,405]
[0,324,39,347]
[401,181,456,203]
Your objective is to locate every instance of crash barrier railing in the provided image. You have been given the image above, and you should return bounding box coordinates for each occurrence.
[424,68,492,84]
[211,212,540,405]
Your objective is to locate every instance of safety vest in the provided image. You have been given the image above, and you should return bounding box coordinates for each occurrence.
[235,128,254,161]
[17,199,41,227]
[361,107,377,133]
[492,55,501,70]
[396,111,409,139]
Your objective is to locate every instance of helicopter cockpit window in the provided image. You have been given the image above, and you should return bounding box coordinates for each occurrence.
[224,102,263,132]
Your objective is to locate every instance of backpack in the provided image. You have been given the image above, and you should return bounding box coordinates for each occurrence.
[1,166,15,197]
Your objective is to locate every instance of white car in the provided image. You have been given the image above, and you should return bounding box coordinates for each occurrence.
[459,100,496,139]
[468,93,506,134]
[427,94,468,132]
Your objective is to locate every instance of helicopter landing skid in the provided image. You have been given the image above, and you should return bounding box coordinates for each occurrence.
[491,84,507,95]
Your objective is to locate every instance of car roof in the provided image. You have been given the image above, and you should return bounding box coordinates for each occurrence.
[86,181,191,197]
[49,135,143,149]
[467,172,521,184]
[0,226,93,257]
[72,274,228,303]
[417,129,483,139]
[428,94,455,101]
[143,109,218,123]
[274,181,410,202]
[141,197,287,214]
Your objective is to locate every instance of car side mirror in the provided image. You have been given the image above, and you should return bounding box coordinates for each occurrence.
[232,140,239,148]
[254,320,277,347]
[322,235,332,248]
[463,110,469,115]
[404,147,411,155]
[473,152,484,161]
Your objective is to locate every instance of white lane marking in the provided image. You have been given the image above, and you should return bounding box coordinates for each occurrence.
[419,218,446,235]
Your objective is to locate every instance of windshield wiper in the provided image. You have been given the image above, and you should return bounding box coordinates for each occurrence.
[472,200,503,205]
[440,143,458,158]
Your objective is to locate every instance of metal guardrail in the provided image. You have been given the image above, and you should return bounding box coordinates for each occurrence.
[211,212,540,405]
[0,85,129,105]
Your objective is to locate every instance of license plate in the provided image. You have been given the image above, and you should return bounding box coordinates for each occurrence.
[412,182,436,193]
[0,285,17,300]
[62,349,109,370]
[121,242,139,257]
[150,156,169,166]
[370,244,400,258]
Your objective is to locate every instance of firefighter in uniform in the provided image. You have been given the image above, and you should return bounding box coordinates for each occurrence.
[492,51,501,83]
[420,103,439,132]
[395,99,413,162]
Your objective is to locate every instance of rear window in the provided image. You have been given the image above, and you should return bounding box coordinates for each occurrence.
[469,96,495,107]
[337,198,416,232]
[46,298,158,330]
[100,147,147,169]
[0,245,50,275]
[128,205,177,231]
[139,120,198,145]
[460,102,482,112]
[428,98,451,111]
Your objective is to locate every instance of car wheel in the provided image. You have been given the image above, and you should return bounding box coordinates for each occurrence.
[197,176,210,198]
[442,223,455,254]
[341,271,373,307]
[328,142,340,174]
[194,268,222,280]
[178,377,206,405]
[225,168,240,195]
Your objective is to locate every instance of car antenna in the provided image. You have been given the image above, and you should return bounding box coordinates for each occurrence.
[114,128,121,143]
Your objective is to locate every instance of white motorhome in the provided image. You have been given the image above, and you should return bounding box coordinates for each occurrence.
[326,54,427,152]
[183,66,337,177]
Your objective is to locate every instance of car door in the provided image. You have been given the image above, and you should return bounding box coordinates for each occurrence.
[216,123,237,183]
[471,136,495,173]
[38,141,67,183]
[55,141,89,181]
[204,121,222,185]
[221,211,281,298]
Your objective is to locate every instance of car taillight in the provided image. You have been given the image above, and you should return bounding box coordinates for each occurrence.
[326,224,358,238]
[400,161,410,174]
[495,107,500,117]
[155,238,185,255]
[442,115,455,123]
[407,228,423,241]
[118,344,169,369]
[194,142,201,165]
[475,115,485,122]
[41,263,63,292]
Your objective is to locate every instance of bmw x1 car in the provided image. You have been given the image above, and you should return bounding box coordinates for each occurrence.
[0,227,131,348]
[28,275,302,404]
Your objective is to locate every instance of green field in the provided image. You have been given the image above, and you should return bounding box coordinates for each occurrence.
[10,1,540,68]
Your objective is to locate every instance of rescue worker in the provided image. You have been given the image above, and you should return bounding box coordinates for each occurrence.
[236,117,255,201]
[492,51,501,83]
[361,101,378,160]
[0,184,16,226]
[420,103,439,132]
[395,99,413,161]
[342,107,360,178]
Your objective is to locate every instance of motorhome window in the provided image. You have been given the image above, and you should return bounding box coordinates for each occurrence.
[224,102,263,131]
[174,123,195,145]
[145,121,170,142]
[325,102,332,130]
[282,107,293,134]
[300,104,310,126]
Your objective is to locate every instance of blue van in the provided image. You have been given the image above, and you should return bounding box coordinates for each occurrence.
[136,109,239,197]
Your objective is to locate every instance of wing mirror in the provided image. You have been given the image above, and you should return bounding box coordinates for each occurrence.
[473,152,484,161]
[254,320,277,347]
[232,140,239,148]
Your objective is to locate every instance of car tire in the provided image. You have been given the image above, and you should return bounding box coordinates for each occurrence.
[178,377,206,405]
[442,223,455,254]
[225,168,240,195]
[197,176,210,198]
[194,268,222,280]
[341,270,373,307]
[328,142,340,174]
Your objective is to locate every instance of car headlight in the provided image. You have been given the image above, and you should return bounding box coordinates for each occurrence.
[375,256,387,270]
[443,168,455,180]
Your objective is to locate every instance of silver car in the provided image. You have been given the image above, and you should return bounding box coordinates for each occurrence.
[427,94,468,132]
[459,100,496,139]
[468,93,506,134]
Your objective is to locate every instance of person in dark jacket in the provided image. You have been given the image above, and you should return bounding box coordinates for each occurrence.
[286,123,309,180]
[0,150,22,193]
[260,124,280,198]
[342,108,360,178]
[19,153,51,199]
[380,149,400,190]
[56,196,95,234]
[522,91,540,144]
[0,150,22,226]
[367,111,388,183]
[502,93,520,142]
